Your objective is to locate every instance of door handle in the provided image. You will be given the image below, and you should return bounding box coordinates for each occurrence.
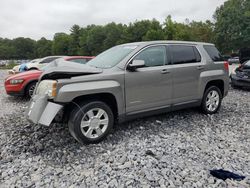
[197,66,204,70]
[161,69,170,74]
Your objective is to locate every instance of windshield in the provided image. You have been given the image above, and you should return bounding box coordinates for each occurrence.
[87,45,137,68]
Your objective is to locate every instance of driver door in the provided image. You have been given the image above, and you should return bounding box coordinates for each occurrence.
[125,45,172,114]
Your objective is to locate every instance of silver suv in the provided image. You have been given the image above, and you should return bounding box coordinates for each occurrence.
[26,41,229,144]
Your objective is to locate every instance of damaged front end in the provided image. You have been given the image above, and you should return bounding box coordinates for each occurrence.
[26,60,103,126]
[26,95,63,126]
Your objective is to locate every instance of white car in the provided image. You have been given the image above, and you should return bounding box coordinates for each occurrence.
[8,56,63,74]
[25,56,63,70]
[9,59,40,74]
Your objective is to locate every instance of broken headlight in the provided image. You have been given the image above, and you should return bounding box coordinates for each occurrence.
[35,80,57,98]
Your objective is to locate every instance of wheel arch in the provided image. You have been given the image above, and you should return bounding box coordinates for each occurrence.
[24,79,38,95]
[204,80,224,97]
[70,93,119,121]
[28,67,39,71]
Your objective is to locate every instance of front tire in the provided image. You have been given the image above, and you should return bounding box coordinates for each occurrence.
[68,101,114,144]
[201,86,222,114]
[25,81,37,98]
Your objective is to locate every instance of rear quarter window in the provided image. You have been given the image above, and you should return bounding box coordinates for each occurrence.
[170,45,201,64]
[203,45,223,62]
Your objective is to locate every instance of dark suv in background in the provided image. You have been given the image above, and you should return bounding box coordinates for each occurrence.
[239,48,250,64]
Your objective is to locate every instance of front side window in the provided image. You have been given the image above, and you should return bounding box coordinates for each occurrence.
[171,45,200,64]
[134,46,167,67]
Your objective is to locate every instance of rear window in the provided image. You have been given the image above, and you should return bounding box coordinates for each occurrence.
[171,45,201,64]
[203,45,223,62]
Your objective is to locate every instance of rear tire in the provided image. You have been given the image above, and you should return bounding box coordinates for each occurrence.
[68,101,114,144]
[201,86,222,114]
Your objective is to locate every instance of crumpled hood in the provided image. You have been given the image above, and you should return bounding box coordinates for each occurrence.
[41,60,103,80]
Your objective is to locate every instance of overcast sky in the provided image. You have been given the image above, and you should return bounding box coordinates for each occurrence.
[0,0,226,40]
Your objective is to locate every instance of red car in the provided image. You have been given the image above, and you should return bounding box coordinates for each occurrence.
[5,56,94,97]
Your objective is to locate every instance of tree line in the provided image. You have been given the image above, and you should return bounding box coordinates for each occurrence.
[0,0,249,59]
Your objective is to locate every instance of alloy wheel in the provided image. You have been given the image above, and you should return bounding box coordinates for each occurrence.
[28,84,36,97]
[206,90,220,112]
[80,108,109,139]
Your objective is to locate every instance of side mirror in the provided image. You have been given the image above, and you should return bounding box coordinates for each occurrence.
[127,60,145,71]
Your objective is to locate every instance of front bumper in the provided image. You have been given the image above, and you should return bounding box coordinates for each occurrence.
[26,95,63,126]
[6,91,25,96]
[231,74,250,88]
[5,82,25,96]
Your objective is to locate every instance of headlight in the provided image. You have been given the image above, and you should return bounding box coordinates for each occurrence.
[10,79,24,84]
[35,80,57,98]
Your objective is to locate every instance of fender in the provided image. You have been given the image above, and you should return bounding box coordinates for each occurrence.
[199,70,228,97]
[54,80,124,114]
[20,79,38,95]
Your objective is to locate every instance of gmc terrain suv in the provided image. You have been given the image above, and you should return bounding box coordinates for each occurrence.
[26,41,229,144]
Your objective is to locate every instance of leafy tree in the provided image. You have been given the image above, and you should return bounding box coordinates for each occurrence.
[164,16,192,41]
[0,38,15,59]
[0,5,244,59]
[36,37,52,57]
[163,16,176,40]
[69,24,81,55]
[52,33,70,55]
[78,26,94,56]
[142,29,165,41]
[142,20,165,41]
[85,25,106,55]
[189,21,215,43]
[214,0,250,53]
[126,19,160,42]
[12,37,36,59]
[103,23,127,49]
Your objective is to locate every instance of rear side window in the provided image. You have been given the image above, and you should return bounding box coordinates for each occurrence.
[203,45,223,62]
[170,45,201,64]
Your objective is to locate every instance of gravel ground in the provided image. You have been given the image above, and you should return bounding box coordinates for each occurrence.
[0,69,250,188]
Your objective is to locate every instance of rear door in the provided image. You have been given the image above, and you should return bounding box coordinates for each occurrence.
[169,45,204,105]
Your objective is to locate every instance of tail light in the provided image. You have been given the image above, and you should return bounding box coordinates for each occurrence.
[224,61,229,71]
